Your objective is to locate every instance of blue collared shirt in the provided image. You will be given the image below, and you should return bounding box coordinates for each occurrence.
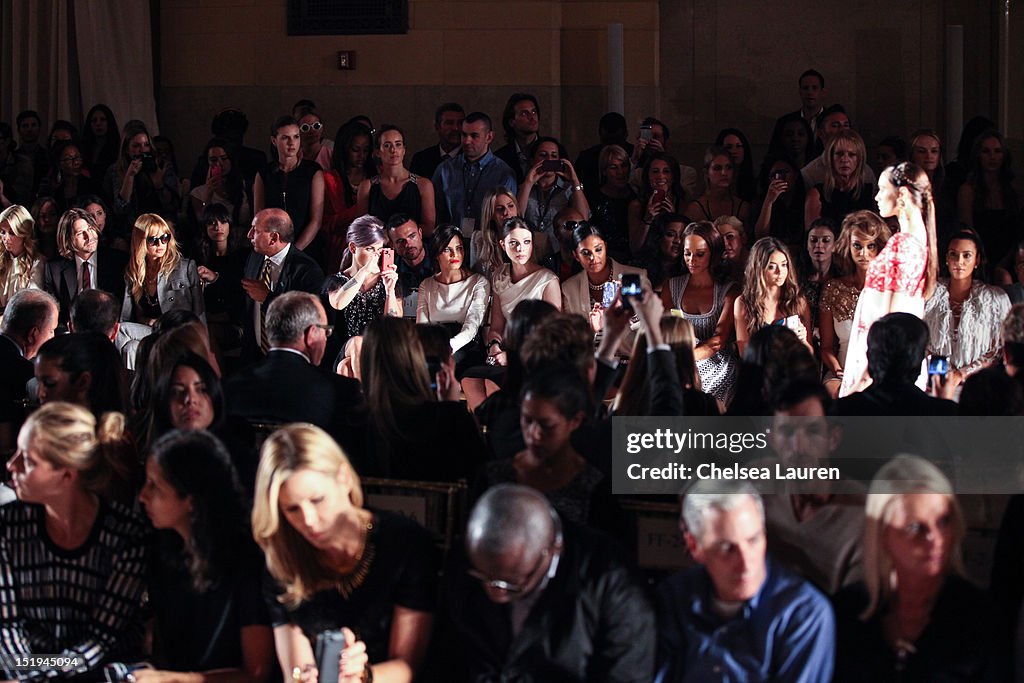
[655,559,835,683]
[431,149,517,227]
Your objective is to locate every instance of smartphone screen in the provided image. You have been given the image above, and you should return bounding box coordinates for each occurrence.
[621,274,642,297]
[540,159,564,173]
[602,281,618,308]
[928,355,949,376]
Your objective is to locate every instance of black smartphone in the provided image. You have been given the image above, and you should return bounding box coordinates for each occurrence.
[621,273,642,298]
[927,354,949,377]
[639,125,653,141]
[315,630,346,683]
[426,356,442,392]
[137,153,157,173]
[540,159,564,174]
[771,169,787,181]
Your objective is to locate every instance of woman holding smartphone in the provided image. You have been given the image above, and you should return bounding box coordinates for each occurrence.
[561,223,648,347]
[252,423,437,683]
[661,221,739,405]
[733,237,811,356]
[326,215,402,345]
[517,137,589,262]
[923,229,1010,389]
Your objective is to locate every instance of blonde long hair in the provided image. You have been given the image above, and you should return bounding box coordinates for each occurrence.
[476,187,517,277]
[822,129,867,202]
[0,205,39,295]
[861,455,966,620]
[127,214,181,302]
[251,423,365,607]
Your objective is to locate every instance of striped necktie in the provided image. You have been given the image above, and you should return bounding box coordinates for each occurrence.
[259,257,273,354]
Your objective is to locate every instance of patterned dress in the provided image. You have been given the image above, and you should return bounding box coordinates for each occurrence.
[666,273,738,405]
[820,279,861,380]
[839,231,927,397]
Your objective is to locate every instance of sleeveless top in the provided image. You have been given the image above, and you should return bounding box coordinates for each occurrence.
[259,159,321,234]
[693,196,748,222]
[815,182,877,227]
[368,174,423,224]
[666,273,738,405]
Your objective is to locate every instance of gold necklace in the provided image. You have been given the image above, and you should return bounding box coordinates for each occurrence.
[333,519,375,599]
[587,263,614,291]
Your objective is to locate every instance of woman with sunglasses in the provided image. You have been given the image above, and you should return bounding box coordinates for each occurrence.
[121,214,205,326]
[297,110,333,171]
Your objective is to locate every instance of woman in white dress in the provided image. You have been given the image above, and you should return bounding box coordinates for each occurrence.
[484,217,561,367]
[820,210,891,397]
[924,228,1011,388]
[417,223,490,370]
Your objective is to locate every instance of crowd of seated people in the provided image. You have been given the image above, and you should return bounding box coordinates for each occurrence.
[2,71,1024,682]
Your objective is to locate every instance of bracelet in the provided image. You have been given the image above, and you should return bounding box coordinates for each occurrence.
[573,183,584,193]
[486,339,503,350]
[361,665,373,683]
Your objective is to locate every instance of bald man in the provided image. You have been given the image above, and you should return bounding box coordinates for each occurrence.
[443,484,654,682]
[241,208,325,363]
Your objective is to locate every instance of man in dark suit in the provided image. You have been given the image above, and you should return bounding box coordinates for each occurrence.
[225,290,365,463]
[241,208,325,363]
[0,289,58,449]
[409,103,464,179]
[43,208,128,325]
[834,312,957,416]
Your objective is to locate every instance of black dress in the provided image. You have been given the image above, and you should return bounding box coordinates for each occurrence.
[260,159,323,261]
[367,175,423,224]
[264,511,438,666]
[833,576,997,682]
[148,537,270,672]
[815,182,878,228]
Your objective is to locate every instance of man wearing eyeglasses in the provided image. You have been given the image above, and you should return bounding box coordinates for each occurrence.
[225,290,365,468]
[443,484,655,682]
[655,481,835,683]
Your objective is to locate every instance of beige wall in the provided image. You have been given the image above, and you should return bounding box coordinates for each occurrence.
[159,0,658,175]
[159,0,1009,177]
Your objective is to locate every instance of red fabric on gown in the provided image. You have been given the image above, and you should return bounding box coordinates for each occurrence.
[862,231,927,297]
[323,170,362,273]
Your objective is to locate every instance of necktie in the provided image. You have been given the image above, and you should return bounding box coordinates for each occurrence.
[80,261,91,293]
[259,258,273,354]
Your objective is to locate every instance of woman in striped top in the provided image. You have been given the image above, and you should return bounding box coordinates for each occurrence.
[0,402,147,682]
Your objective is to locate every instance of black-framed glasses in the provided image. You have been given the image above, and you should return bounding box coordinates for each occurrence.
[61,155,83,163]
[313,323,334,337]
[146,233,171,246]
[299,122,323,133]
[561,220,587,233]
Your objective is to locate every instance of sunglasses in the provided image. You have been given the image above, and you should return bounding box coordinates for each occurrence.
[299,122,323,133]
[146,233,171,246]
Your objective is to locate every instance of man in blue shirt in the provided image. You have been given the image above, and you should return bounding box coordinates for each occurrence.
[655,481,835,683]
[431,111,517,230]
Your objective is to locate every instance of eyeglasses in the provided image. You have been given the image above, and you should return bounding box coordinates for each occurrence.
[312,323,334,337]
[561,220,587,233]
[146,233,171,246]
[61,155,82,163]
[467,519,563,595]
[299,122,323,133]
